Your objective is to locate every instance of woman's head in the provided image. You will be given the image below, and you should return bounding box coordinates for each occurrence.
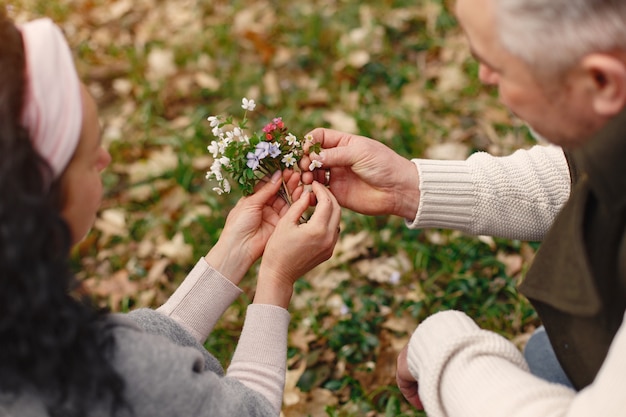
[59,83,111,243]
[0,10,124,416]
[19,17,110,243]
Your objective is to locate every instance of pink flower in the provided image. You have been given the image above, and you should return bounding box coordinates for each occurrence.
[273,117,284,129]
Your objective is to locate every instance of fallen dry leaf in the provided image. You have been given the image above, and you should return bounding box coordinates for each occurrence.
[323,109,359,134]
[156,232,193,264]
[83,269,139,311]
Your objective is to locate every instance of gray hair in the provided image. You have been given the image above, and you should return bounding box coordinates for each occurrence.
[495,0,626,77]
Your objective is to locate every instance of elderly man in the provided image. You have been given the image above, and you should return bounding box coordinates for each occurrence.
[300,0,626,415]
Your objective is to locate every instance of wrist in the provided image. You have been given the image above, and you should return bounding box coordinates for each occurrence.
[204,241,253,286]
[395,158,421,220]
[253,269,294,309]
[252,283,293,309]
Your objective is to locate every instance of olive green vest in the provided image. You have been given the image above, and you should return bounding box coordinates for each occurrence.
[519,109,626,390]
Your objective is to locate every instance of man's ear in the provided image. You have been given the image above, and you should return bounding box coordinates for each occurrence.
[581,53,626,117]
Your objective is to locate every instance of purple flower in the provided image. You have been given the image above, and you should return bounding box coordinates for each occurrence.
[246,151,260,170]
[268,143,281,158]
[247,142,274,170]
[255,141,270,159]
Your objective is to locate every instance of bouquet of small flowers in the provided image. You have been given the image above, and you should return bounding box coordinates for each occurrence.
[205,98,322,205]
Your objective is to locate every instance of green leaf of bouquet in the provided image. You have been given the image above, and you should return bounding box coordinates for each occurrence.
[243,187,253,196]
[310,142,322,154]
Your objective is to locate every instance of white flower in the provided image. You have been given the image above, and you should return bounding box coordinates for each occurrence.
[304,134,314,142]
[309,159,323,171]
[286,133,299,147]
[218,156,230,167]
[207,115,220,127]
[207,141,220,157]
[223,179,231,193]
[233,127,243,138]
[210,160,224,181]
[241,97,256,111]
[389,271,401,285]
[212,126,223,137]
[212,187,224,195]
[282,152,296,167]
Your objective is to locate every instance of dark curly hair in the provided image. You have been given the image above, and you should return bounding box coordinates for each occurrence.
[0,10,128,417]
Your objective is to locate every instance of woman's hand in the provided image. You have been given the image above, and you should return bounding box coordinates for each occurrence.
[204,169,301,285]
[253,181,341,308]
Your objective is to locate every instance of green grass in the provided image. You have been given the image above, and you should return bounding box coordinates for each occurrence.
[16,0,539,415]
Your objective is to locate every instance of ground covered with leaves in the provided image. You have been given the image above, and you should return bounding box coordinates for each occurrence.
[14,1,541,415]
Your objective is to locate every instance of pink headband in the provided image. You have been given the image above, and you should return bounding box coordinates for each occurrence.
[19,18,82,179]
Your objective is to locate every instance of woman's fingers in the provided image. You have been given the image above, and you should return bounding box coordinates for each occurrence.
[308,181,340,229]
[246,170,283,206]
[282,186,312,225]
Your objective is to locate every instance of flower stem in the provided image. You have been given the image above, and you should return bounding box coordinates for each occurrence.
[281,178,293,205]
[277,180,307,224]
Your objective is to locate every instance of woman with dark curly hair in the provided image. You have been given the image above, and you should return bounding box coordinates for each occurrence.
[0,10,341,417]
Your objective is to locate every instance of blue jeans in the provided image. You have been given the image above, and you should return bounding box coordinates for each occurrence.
[523,326,575,389]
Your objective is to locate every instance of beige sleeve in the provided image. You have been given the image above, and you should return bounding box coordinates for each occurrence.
[226,304,291,415]
[158,260,291,414]
[157,257,243,344]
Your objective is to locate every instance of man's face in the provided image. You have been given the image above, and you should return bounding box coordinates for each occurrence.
[455,0,604,148]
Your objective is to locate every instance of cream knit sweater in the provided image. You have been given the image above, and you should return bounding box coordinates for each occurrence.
[406,145,626,416]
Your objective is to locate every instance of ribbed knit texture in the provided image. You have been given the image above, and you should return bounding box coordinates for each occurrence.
[227,304,291,413]
[406,309,626,416]
[408,145,570,241]
[157,257,242,343]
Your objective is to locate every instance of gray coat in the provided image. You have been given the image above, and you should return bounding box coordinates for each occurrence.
[0,309,275,417]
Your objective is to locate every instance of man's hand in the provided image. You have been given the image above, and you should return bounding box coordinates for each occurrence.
[300,128,421,220]
[396,343,424,410]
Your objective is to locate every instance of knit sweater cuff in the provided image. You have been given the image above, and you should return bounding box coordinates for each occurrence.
[405,159,474,230]
[407,310,480,381]
[157,257,243,344]
[227,304,291,414]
